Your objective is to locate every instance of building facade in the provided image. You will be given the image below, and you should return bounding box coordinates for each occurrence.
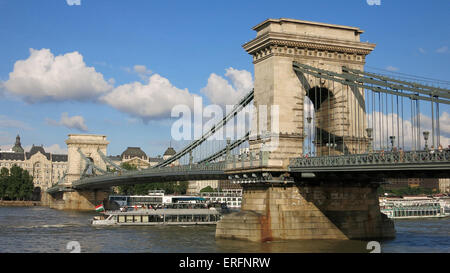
[112,146,226,194]
[0,136,241,196]
[107,146,174,170]
[0,135,68,191]
[439,178,450,193]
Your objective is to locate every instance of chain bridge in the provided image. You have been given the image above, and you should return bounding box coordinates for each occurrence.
[45,18,450,242]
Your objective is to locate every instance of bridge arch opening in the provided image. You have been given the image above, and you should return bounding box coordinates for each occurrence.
[304,85,344,156]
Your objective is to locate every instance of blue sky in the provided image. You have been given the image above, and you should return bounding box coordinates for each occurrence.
[0,0,449,156]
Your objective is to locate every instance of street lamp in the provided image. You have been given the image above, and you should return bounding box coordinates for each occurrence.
[307,116,312,155]
[366,128,373,153]
[423,131,430,151]
[326,143,337,155]
[389,136,396,151]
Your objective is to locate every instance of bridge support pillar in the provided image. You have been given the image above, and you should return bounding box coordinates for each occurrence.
[216,182,395,242]
[46,189,110,211]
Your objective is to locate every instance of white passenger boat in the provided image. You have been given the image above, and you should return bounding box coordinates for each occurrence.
[91,207,222,226]
[380,202,448,219]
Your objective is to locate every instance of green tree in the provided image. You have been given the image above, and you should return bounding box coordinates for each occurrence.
[0,167,9,200]
[200,186,215,193]
[18,170,34,200]
[116,162,138,195]
[0,165,34,200]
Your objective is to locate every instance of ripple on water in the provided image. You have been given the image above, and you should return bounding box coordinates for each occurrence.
[0,207,449,253]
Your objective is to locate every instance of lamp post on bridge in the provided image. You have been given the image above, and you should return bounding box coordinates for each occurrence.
[389,136,396,151]
[326,143,337,156]
[307,116,312,156]
[423,131,430,151]
[366,128,373,153]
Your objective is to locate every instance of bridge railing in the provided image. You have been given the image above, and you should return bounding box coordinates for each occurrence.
[225,151,270,170]
[80,161,226,180]
[289,149,450,168]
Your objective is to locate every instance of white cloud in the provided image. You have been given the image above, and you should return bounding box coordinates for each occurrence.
[46,112,88,132]
[66,0,81,6]
[122,65,153,81]
[367,111,450,150]
[133,65,152,80]
[100,74,199,121]
[385,66,399,72]
[438,112,450,137]
[436,46,449,54]
[40,144,67,154]
[0,115,32,130]
[418,111,450,138]
[3,48,112,103]
[418,48,426,54]
[201,67,253,106]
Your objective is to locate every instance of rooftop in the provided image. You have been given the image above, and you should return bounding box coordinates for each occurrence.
[163,147,176,156]
[121,147,147,159]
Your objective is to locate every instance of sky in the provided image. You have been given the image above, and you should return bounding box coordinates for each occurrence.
[0,0,449,157]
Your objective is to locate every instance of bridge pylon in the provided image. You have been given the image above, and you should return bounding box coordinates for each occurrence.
[244,18,375,167]
[216,18,395,242]
[46,134,111,210]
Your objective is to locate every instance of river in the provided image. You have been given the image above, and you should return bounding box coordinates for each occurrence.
[0,206,448,253]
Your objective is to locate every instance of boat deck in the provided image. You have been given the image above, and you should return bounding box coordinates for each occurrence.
[92,208,222,226]
[107,208,221,215]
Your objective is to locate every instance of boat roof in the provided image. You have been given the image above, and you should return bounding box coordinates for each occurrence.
[106,209,220,216]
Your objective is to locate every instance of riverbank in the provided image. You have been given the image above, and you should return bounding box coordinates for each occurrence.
[0,200,41,207]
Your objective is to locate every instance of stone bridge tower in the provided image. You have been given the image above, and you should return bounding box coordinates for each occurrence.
[216,19,395,242]
[47,134,110,210]
[65,134,109,186]
[243,18,375,167]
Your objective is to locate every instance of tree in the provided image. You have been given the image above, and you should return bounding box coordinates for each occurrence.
[200,186,216,193]
[116,162,138,195]
[0,167,9,200]
[0,165,34,200]
[18,170,34,200]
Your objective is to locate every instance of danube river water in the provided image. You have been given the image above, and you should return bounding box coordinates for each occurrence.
[0,206,448,253]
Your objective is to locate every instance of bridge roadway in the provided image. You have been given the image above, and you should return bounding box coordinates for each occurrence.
[289,150,450,182]
[69,162,227,191]
[46,149,450,193]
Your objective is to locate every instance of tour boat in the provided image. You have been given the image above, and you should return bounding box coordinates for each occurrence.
[380,202,448,219]
[91,206,222,226]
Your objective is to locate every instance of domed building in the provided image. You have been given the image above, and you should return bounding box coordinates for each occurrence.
[12,135,24,153]
[120,147,150,170]
[163,146,176,160]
